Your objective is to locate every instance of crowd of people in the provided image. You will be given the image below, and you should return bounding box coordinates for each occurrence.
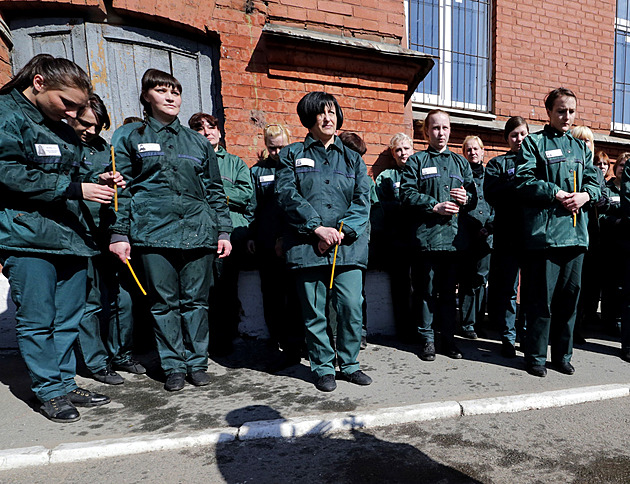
[1,54,629,423]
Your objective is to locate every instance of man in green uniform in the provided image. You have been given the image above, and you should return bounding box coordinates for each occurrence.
[515,88,600,377]
[275,91,372,392]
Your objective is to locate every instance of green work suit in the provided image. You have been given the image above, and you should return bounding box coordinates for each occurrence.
[515,126,600,367]
[249,157,301,353]
[458,162,493,333]
[275,135,370,378]
[75,137,135,374]
[211,146,255,350]
[618,162,630,354]
[375,166,414,337]
[484,151,522,345]
[400,147,477,345]
[111,117,232,375]
[0,89,98,402]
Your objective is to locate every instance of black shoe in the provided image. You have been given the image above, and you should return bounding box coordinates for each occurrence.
[40,396,80,423]
[419,343,436,361]
[445,343,463,359]
[67,388,111,407]
[164,372,186,392]
[113,359,146,375]
[461,330,478,340]
[552,361,575,375]
[360,335,368,350]
[526,364,547,377]
[93,368,124,385]
[342,370,372,386]
[188,370,211,386]
[501,342,517,358]
[621,349,630,363]
[315,374,337,392]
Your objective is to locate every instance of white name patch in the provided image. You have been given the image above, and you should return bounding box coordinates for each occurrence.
[259,174,275,183]
[611,195,621,203]
[394,181,401,188]
[296,158,315,168]
[35,144,61,156]
[421,166,438,175]
[545,149,563,158]
[138,143,161,153]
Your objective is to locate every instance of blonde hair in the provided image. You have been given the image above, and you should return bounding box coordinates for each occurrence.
[389,132,413,149]
[462,135,484,151]
[571,125,594,153]
[614,152,630,179]
[261,123,291,160]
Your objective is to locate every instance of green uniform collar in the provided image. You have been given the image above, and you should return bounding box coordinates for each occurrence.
[427,146,452,157]
[10,89,46,125]
[303,133,344,153]
[215,145,227,158]
[147,115,182,134]
[543,124,571,138]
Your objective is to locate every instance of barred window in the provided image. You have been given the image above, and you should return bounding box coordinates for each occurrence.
[407,0,491,112]
[614,0,630,132]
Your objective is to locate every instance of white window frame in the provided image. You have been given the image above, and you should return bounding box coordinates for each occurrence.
[613,15,630,133]
[406,0,491,113]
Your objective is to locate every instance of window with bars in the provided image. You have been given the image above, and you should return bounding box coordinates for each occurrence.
[614,0,630,132]
[407,0,491,113]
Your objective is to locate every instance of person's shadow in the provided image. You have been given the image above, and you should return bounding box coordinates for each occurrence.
[215,405,483,484]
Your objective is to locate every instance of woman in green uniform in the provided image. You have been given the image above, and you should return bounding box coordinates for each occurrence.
[275,91,372,392]
[458,135,493,340]
[375,133,415,340]
[515,88,600,377]
[400,109,477,362]
[189,112,254,355]
[110,69,232,391]
[70,93,143,385]
[0,54,118,422]
[484,116,529,358]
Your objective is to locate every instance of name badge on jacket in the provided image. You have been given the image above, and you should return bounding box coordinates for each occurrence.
[35,144,61,156]
[296,158,315,168]
[545,149,563,159]
[138,143,161,153]
[421,166,438,175]
[259,175,275,183]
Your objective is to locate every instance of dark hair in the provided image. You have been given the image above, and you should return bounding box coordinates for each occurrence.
[188,112,219,131]
[138,69,182,134]
[296,91,343,130]
[80,93,110,131]
[123,116,143,125]
[503,116,529,140]
[0,54,92,95]
[544,87,577,111]
[422,109,449,141]
[338,131,367,156]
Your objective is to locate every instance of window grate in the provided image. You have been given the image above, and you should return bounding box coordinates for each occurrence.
[613,0,630,132]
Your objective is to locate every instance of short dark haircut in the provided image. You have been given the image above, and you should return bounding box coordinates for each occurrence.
[296,91,343,130]
[544,87,577,112]
[81,93,110,131]
[139,69,182,117]
[188,112,219,131]
[503,116,528,141]
[338,131,366,156]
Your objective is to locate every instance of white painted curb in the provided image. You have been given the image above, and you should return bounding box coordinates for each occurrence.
[460,383,630,416]
[238,401,462,440]
[1,384,629,471]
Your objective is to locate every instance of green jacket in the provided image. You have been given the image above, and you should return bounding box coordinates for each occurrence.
[111,117,232,249]
[603,180,630,250]
[460,162,494,250]
[215,146,254,244]
[399,147,477,252]
[79,136,116,244]
[375,166,413,248]
[0,89,98,257]
[275,134,371,270]
[250,156,283,251]
[515,126,600,250]
[484,151,520,250]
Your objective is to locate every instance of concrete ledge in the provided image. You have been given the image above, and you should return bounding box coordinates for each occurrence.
[460,384,630,416]
[238,401,462,440]
[0,446,48,469]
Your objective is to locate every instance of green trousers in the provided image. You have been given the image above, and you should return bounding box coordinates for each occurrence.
[295,266,363,378]
[3,254,86,402]
[139,249,214,375]
[521,248,584,367]
[459,247,491,333]
[77,254,134,373]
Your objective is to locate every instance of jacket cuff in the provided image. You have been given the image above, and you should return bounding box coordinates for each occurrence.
[110,234,129,244]
[218,232,230,241]
[65,182,83,200]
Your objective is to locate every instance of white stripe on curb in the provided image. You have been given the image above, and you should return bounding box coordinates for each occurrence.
[460,384,630,416]
[1,384,628,470]
[238,401,462,440]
